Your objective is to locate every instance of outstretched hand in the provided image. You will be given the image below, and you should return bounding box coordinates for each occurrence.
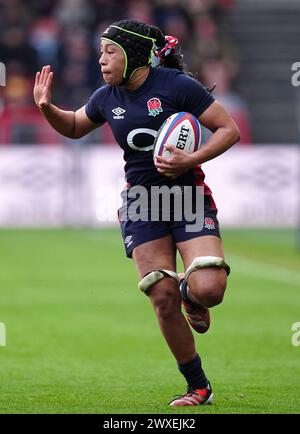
[33,65,53,109]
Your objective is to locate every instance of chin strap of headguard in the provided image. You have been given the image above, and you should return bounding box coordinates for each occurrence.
[138,270,179,294]
[185,256,230,281]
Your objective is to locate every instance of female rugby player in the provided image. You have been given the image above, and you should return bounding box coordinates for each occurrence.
[34,19,240,406]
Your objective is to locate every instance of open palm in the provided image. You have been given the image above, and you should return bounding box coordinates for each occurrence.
[33,65,53,109]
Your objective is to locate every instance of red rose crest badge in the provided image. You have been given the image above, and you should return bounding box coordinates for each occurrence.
[147,98,163,117]
[204,217,216,230]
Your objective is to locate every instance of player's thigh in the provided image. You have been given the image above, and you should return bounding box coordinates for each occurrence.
[177,235,225,268]
[132,234,177,278]
[176,235,227,300]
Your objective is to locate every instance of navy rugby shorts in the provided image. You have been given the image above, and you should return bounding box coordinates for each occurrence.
[118,187,221,258]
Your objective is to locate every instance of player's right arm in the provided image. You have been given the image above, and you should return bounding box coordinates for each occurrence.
[33,65,100,139]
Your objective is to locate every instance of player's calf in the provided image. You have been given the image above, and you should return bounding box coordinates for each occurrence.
[179,276,211,334]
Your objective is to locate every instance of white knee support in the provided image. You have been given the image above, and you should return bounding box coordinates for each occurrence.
[185,256,230,281]
[138,269,179,294]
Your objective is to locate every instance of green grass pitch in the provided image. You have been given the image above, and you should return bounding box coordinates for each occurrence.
[0,228,300,414]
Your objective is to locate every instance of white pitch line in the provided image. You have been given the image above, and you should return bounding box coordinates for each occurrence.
[227,254,300,287]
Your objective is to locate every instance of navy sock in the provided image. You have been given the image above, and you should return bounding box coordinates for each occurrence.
[178,354,208,390]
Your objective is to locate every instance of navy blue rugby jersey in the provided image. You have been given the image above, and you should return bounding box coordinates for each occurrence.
[85,67,214,192]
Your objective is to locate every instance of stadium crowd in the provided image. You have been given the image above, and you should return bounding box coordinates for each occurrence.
[0,0,251,144]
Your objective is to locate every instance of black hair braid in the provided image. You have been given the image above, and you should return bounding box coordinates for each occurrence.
[163,52,185,71]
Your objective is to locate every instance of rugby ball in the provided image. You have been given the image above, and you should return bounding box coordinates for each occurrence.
[153,112,201,160]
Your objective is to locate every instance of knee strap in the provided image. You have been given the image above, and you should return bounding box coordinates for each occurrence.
[185,256,230,281]
[138,269,179,294]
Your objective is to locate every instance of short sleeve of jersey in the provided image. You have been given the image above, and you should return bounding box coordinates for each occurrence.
[85,87,107,125]
[175,73,215,118]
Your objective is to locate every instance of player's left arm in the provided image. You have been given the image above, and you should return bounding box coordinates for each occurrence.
[192,100,240,165]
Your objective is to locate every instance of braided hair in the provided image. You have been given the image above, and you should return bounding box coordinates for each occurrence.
[101,19,185,83]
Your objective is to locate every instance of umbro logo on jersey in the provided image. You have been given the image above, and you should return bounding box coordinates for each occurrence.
[112,107,126,119]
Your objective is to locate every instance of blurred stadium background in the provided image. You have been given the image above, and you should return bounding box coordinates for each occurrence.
[0,0,300,414]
